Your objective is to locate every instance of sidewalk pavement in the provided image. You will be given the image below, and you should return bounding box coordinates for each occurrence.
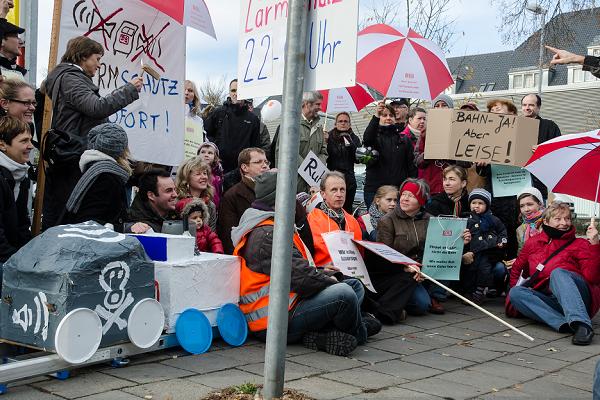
[3,298,599,400]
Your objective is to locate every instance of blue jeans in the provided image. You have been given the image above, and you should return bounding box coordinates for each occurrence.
[406,283,431,315]
[287,278,367,344]
[493,262,507,291]
[509,269,592,332]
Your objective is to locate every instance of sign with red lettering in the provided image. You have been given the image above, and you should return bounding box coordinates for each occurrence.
[238,0,358,99]
[424,109,539,167]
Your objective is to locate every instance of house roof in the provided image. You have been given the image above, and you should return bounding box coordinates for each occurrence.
[447,7,600,94]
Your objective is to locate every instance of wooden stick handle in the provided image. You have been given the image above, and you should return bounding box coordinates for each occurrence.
[406,265,535,342]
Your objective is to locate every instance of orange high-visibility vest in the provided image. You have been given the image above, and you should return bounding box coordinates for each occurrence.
[234,219,309,332]
[307,208,363,267]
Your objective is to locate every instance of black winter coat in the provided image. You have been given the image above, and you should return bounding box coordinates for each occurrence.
[44,63,139,140]
[0,166,31,262]
[426,191,470,218]
[363,116,417,193]
[63,173,128,231]
[467,211,507,261]
[326,128,361,183]
[204,100,261,173]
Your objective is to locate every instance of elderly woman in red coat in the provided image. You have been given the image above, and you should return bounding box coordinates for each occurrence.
[507,202,600,346]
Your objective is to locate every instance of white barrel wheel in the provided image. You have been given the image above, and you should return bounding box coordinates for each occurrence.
[54,308,102,364]
[127,298,165,348]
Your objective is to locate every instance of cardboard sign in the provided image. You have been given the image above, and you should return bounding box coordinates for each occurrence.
[298,150,329,187]
[425,109,539,167]
[322,231,376,292]
[57,0,186,166]
[353,240,420,265]
[421,217,467,281]
[491,165,532,198]
[184,116,204,160]
[237,0,358,99]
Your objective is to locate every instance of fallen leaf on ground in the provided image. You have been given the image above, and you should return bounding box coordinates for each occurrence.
[503,333,511,337]
[546,347,558,352]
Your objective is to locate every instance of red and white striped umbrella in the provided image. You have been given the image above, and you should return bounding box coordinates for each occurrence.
[357,24,453,100]
[319,84,375,113]
[525,129,600,203]
[141,0,216,38]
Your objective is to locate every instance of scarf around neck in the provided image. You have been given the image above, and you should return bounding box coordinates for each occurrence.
[320,201,346,230]
[521,209,544,241]
[0,150,28,200]
[367,201,386,231]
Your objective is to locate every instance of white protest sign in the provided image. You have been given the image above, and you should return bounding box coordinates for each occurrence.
[322,231,376,293]
[237,0,358,99]
[57,0,185,166]
[184,116,204,160]
[353,240,420,265]
[298,150,328,187]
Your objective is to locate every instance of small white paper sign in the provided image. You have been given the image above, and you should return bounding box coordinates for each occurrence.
[298,150,329,187]
[322,231,376,293]
[353,240,421,266]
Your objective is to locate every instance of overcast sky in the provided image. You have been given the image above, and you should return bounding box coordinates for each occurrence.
[36,1,516,89]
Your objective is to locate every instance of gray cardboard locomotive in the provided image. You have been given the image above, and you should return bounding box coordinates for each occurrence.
[0,222,156,354]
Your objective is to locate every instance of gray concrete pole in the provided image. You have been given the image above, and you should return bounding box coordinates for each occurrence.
[262,0,308,398]
[537,11,546,96]
[22,0,39,87]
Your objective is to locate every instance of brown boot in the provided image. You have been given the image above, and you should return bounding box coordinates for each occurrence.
[429,298,445,315]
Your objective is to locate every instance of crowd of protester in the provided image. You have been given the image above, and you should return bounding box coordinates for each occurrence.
[0,7,599,361]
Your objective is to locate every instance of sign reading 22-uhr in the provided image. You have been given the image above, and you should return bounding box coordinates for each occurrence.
[237,0,359,99]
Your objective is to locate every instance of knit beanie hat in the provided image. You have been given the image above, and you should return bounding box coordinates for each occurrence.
[517,187,544,206]
[469,188,492,209]
[254,171,278,208]
[399,181,428,206]
[176,197,209,222]
[433,94,454,109]
[198,141,220,157]
[88,123,128,159]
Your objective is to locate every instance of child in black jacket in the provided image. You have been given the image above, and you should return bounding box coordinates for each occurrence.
[465,189,508,303]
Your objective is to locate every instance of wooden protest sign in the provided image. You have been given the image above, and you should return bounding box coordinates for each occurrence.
[322,231,376,292]
[352,240,420,265]
[425,109,539,167]
[421,217,467,281]
[298,150,328,187]
[491,165,533,197]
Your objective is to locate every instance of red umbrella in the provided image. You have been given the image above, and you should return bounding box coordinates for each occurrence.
[525,129,600,208]
[140,0,216,38]
[319,84,375,114]
[357,24,453,100]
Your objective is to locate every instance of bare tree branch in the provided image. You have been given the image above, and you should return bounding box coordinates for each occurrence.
[198,76,228,107]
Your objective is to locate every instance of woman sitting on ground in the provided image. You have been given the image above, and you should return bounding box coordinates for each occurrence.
[377,179,471,317]
[507,202,600,346]
[62,123,132,231]
[175,156,217,230]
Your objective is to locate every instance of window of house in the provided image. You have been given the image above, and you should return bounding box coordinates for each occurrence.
[592,48,600,57]
[485,82,496,91]
[572,67,599,83]
[479,83,487,92]
[513,74,523,89]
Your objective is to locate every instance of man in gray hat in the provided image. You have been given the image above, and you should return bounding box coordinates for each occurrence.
[232,171,381,356]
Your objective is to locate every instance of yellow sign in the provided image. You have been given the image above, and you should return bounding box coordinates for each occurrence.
[6,0,19,25]
[184,117,204,160]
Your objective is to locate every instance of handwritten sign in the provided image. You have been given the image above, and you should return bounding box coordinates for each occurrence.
[298,150,328,187]
[57,0,185,166]
[322,231,376,292]
[424,109,539,167]
[184,116,204,160]
[421,217,467,281]
[491,165,532,198]
[237,0,358,99]
[353,240,420,265]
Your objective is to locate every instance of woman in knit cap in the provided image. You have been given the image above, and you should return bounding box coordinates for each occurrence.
[376,178,472,316]
[62,123,131,231]
[0,116,33,267]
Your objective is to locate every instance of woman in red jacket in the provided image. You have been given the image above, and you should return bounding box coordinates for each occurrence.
[507,202,600,345]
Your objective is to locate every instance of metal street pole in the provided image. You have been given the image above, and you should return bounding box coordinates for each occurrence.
[536,11,546,96]
[22,0,39,87]
[262,0,308,399]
